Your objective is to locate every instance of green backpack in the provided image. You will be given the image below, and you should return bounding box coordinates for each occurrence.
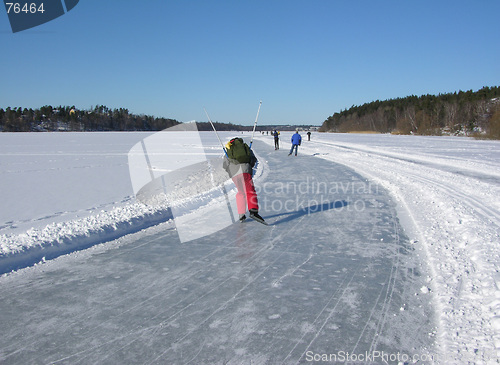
[226,138,251,163]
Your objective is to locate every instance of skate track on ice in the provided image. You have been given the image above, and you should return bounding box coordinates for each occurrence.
[0,140,436,364]
[287,134,500,364]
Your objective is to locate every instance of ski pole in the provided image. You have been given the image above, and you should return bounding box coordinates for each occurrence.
[204,108,229,158]
[204,109,235,222]
[249,100,262,149]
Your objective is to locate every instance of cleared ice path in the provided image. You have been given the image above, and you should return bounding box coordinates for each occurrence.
[0,141,436,364]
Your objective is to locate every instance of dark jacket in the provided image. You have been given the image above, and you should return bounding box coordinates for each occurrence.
[223,138,257,178]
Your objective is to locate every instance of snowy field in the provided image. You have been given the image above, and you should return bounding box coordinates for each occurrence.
[0,131,499,364]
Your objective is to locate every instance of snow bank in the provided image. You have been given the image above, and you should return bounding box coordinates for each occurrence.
[0,131,262,274]
[0,202,173,273]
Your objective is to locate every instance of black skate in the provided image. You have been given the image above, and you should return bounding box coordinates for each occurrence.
[249,210,268,225]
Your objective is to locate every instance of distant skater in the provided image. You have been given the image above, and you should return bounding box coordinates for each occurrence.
[307,131,311,141]
[288,129,302,156]
[273,130,280,150]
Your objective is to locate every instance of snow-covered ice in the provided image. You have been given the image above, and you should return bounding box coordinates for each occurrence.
[0,131,499,364]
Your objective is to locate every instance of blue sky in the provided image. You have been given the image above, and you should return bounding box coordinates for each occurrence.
[1,1,499,125]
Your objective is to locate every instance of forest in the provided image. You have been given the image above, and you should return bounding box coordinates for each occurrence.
[0,105,313,133]
[0,105,180,132]
[3,86,500,139]
[319,86,500,139]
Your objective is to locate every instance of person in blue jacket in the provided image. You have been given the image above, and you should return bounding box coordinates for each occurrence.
[288,129,302,156]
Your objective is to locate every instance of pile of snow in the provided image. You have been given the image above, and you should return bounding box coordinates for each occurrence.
[0,131,260,273]
[0,202,173,271]
[0,132,174,272]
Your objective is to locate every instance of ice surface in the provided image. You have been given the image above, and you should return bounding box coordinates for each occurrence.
[0,143,436,364]
[283,132,500,363]
[0,131,499,363]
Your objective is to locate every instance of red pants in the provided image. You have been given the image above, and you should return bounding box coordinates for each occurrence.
[232,173,258,214]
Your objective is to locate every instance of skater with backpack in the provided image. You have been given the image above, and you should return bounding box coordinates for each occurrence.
[223,137,266,225]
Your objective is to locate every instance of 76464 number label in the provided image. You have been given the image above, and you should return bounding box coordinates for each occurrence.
[3,0,79,33]
[5,2,45,14]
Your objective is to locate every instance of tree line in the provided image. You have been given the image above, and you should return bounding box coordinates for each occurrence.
[320,86,500,139]
[195,123,316,132]
[0,105,320,133]
[0,105,180,132]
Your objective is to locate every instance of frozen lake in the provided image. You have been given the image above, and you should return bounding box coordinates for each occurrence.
[0,141,435,363]
[1,131,499,363]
